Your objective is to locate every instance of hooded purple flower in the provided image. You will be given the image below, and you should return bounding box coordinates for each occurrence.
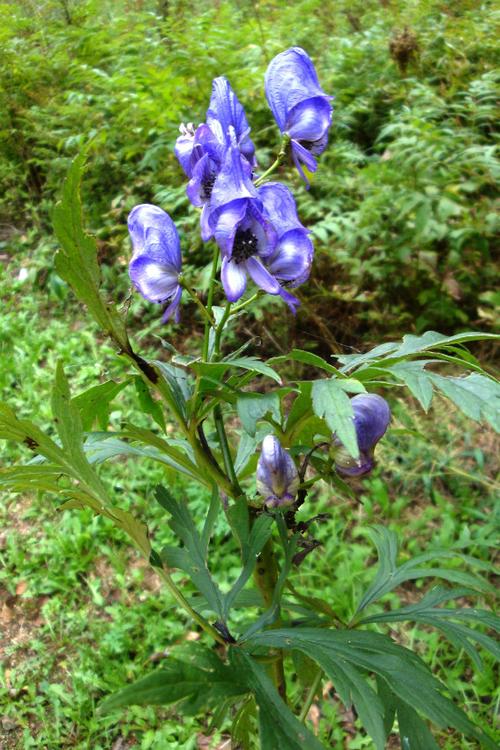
[210,144,311,310]
[335,394,391,477]
[265,47,333,183]
[174,78,256,239]
[128,204,182,323]
[256,435,300,508]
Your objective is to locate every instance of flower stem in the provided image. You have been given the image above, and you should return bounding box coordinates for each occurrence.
[213,302,232,358]
[214,403,242,496]
[180,279,215,327]
[203,244,220,361]
[254,134,291,187]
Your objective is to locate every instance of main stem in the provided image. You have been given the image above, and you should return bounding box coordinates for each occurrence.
[253,537,287,701]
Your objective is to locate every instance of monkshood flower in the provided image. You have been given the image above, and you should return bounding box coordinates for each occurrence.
[256,435,300,508]
[209,143,311,311]
[335,394,391,477]
[174,77,255,239]
[265,47,333,183]
[128,204,182,323]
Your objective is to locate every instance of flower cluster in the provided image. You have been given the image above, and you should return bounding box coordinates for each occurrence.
[127,47,332,319]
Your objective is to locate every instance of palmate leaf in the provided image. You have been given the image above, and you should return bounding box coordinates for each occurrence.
[246,628,497,750]
[230,649,325,750]
[359,586,500,669]
[237,392,282,437]
[100,652,247,715]
[336,331,499,373]
[355,526,494,616]
[53,151,129,350]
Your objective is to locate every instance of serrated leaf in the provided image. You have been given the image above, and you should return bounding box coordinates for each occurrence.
[73,379,129,431]
[311,379,361,460]
[156,486,224,617]
[53,152,128,349]
[429,372,500,431]
[269,349,338,374]
[133,377,166,431]
[237,392,281,436]
[224,514,274,616]
[230,649,325,750]
[246,628,497,750]
[99,655,246,714]
[384,361,434,410]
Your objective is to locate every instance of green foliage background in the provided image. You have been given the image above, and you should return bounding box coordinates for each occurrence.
[1,0,499,339]
[0,1,498,748]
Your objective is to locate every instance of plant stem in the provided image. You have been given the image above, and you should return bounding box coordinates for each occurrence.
[213,302,231,358]
[298,668,322,723]
[214,403,242,496]
[180,279,215,327]
[156,567,226,646]
[254,134,291,187]
[253,537,287,702]
[230,291,261,315]
[202,244,220,362]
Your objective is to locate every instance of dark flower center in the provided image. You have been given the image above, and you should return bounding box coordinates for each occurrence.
[201,173,216,200]
[233,228,258,263]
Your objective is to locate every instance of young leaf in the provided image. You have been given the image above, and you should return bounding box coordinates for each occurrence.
[230,649,325,750]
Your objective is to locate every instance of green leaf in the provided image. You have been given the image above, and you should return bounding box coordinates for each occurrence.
[224,356,282,384]
[73,379,129,431]
[53,151,128,349]
[229,650,325,750]
[383,361,434,410]
[100,654,246,714]
[355,527,494,615]
[269,349,338,375]
[337,331,499,372]
[133,377,166,431]
[156,486,224,617]
[311,378,366,460]
[429,372,500,431]
[397,701,440,750]
[224,514,274,617]
[237,392,281,436]
[246,628,497,750]
[153,360,191,420]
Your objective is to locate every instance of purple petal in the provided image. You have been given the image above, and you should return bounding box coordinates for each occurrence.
[213,199,249,256]
[267,229,314,287]
[256,434,299,504]
[279,287,301,313]
[186,153,217,207]
[129,255,180,304]
[174,132,195,177]
[287,96,332,144]
[351,394,391,451]
[221,256,248,301]
[258,183,304,235]
[265,47,332,132]
[200,202,212,242]
[206,76,256,165]
[161,285,182,323]
[127,205,181,270]
[211,145,256,211]
[246,256,281,295]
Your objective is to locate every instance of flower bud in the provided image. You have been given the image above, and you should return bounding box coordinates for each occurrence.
[256,435,299,508]
[335,394,391,477]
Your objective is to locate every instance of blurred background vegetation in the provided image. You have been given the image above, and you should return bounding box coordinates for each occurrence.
[0,0,498,748]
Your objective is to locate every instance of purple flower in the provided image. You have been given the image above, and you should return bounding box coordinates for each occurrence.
[128,204,182,323]
[256,435,300,508]
[265,47,333,183]
[335,394,391,477]
[206,76,256,167]
[174,78,255,239]
[209,147,312,311]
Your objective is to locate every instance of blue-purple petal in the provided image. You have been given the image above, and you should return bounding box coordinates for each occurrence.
[127,205,181,270]
[256,434,299,507]
[221,256,248,301]
[267,229,314,286]
[287,96,332,144]
[352,394,391,452]
[206,76,256,165]
[246,256,282,295]
[129,255,179,304]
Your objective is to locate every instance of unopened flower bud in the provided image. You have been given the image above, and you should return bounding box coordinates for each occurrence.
[335,394,391,477]
[256,435,299,508]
